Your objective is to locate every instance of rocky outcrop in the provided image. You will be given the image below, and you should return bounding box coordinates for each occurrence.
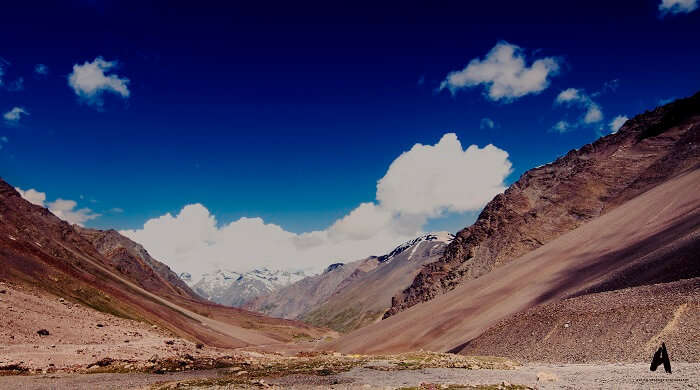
[385,92,700,318]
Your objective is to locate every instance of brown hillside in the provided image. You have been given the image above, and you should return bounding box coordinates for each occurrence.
[0,181,329,349]
[324,167,700,355]
[386,92,700,318]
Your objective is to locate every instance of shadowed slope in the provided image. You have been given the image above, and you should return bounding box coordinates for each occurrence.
[387,93,700,317]
[324,168,700,354]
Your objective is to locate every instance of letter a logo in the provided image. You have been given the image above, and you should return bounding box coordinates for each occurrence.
[650,342,672,374]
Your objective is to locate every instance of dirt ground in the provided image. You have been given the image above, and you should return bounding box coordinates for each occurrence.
[0,281,244,372]
[1,360,698,389]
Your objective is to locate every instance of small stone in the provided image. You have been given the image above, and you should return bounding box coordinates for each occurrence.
[537,371,558,382]
[37,329,50,336]
[96,324,104,328]
[236,370,248,376]
[563,323,570,328]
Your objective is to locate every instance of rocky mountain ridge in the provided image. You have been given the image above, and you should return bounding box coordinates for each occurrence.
[385,92,700,318]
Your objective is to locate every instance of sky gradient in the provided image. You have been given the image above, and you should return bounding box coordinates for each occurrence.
[2,1,699,274]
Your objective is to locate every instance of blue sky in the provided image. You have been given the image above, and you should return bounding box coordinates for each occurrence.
[2,1,699,274]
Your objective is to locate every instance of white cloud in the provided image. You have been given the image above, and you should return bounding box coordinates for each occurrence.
[480,118,495,129]
[15,187,46,206]
[122,133,513,276]
[16,187,100,226]
[47,199,100,226]
[0,136,7,150]
[68,57,130,108]
[3,107,29,123]
[659,0,698,15]
[609,115,628,133]
[377,134,511,216]
[553,88,604,131]
[439,41,561,102]
[552,120,572,133]
[34,64,49,76]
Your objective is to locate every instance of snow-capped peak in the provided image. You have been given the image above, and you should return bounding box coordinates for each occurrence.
[378,231,455,263]
[184,267,308,307]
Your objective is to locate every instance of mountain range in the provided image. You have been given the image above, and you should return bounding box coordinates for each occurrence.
[245,232,454,332]
[0,92,698,377]
[323,92,700,359]
[182,268,307,307]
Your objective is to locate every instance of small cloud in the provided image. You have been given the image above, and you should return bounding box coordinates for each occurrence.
[480,118,496,129]
[109,207,124,213]
[68,56,130,108]
[16,187,100,226]
[609,115,628,133]
[3,107,29,124]
[15,187,47,207]
[439,41,561,102]
[0,136,8,150]
[34,64,49,76]
[659,0,698,16]
[417,75,425,86]
[552,120,574,133]
[553,88,604,132]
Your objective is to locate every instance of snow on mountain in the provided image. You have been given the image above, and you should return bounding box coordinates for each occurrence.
[184,267,307,307]
[378,231,455,264]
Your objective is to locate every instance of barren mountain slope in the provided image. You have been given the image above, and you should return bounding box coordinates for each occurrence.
[0,181,329,349]
[244,259,373,319]
[76,227,200,301]
[324,168,700,355]
[458,277,700,362]
[387,93,700,317]
[301,233,453,332]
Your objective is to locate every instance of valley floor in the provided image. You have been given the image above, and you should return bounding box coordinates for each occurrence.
[1,360,699,389]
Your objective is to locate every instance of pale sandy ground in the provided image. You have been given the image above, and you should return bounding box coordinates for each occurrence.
[0,281,236,372]
[1,362,698,389]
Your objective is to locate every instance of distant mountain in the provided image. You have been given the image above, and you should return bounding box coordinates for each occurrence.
[186,268,307,307]
[0,183,329,348]
[386,92,700,318]
[245,232,454,332]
